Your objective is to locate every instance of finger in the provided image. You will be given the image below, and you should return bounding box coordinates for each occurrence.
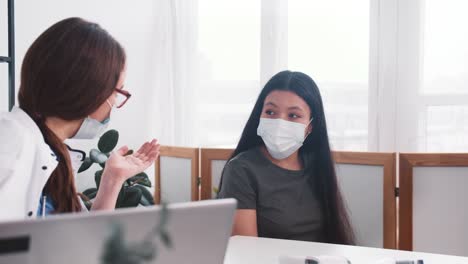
[135,142,150,158]
[116,146,129,156]
[145,142,160,155]
[133,151,141,159]
[139,150,159,167]
[141,151,159,167]
[141,151,155,163]
[142,149,159,167]
[137,140,153,156]
[142,139,157,155]
[147,149,159,161]
[138,153,149,163]
[135,141,149,154]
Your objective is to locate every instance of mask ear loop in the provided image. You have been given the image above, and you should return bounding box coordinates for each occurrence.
[106,99,114,109]
[304,117,314,140]
[102,100,115,122]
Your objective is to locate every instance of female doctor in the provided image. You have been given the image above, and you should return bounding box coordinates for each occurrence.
[0,17,160,221]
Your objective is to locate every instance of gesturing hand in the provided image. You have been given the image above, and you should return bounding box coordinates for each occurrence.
[103,139,160,184]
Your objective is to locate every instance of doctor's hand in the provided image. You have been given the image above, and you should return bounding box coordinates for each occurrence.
[92,139,160,211]
[102,139,160,185]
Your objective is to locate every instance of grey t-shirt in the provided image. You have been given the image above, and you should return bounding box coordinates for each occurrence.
[218,147,324,242]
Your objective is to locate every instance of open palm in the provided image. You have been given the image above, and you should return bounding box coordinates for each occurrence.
[104,139,160,183]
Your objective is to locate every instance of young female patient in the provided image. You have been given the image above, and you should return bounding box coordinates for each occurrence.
[218,70,355,245]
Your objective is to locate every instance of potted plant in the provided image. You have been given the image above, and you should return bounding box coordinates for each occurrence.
[101,203,172,264]
[78,129,155,209]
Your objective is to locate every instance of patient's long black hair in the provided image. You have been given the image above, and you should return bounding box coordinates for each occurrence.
[220,70,355,245]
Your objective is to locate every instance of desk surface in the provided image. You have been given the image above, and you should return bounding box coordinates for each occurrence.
[224,236,468,264]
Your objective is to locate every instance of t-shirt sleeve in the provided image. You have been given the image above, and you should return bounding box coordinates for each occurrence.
[218,161,257,209]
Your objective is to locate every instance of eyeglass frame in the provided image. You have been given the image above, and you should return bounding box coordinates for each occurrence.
[115,88,132,108]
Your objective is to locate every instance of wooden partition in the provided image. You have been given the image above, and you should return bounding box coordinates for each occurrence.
[200,148,234,200]
[154,146,468,254]
[399,153,468,256]
[154,146,199,204]
[197,148,397,249]
[333,151,397,249]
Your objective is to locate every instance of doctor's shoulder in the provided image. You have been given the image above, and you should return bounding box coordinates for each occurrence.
[0,113,31,156]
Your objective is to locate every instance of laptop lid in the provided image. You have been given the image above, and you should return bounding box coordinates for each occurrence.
[0,198,236,264]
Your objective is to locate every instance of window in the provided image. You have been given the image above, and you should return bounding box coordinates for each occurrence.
[196,0,261,147]
[288,0,370,151]
[418,0,468,151]
[170,0,466,152]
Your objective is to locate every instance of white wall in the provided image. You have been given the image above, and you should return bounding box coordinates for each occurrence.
[0,0,162,191]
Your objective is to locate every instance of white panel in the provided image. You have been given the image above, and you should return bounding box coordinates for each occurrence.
[413,167,468,256]
[211,159,228,198]
[336,164,384,248]
[160,156,192,203]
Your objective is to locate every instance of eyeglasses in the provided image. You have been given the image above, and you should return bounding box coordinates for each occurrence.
[115,89,132,108]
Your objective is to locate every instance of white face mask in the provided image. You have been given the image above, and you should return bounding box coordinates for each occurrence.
[257,117,312,160]
[72,117,110,140]
[72,100,113,140]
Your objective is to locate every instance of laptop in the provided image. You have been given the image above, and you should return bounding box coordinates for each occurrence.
[0,198,236,264]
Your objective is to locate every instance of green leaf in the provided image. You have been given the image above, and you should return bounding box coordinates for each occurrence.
[78,157,94,173]
[134,185,155,206]
[90,149,108,164]
[116,186,126,207]
[128,172,151,187]
[101,223,126,264]
[95,170,103,189]
[160,230,173,248]
[139,196,151,206]
[213,186,220,195]
[159,202,170,229]
[87,191,98,200]
[84,200,93,211]
[79,192,95,210]
[83,188,97,197]
[117,187,142,208]
[98,129,119,153]
[128,241,156,261]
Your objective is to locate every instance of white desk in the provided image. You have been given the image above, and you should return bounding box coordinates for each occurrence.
[224,236,468,264]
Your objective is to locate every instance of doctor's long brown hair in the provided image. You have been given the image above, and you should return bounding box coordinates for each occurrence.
[18,17,126,213]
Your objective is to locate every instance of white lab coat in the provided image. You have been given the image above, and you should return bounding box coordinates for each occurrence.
[0,107,85,222]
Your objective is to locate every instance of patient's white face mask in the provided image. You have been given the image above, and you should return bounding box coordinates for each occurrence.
[257,117,313,160]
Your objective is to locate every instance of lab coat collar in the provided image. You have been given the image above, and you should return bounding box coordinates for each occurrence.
[10,107,47,144]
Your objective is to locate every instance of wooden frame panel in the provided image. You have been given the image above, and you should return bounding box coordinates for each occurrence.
[154,146,199,204]
[398,153,468,251]
[200,148,234,200]
[333,151,397,249]
[198,148,397,248]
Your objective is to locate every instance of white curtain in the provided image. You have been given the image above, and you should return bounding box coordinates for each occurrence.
[149,0,468,152]
[148,0,198,147]
[370,0,468,152]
